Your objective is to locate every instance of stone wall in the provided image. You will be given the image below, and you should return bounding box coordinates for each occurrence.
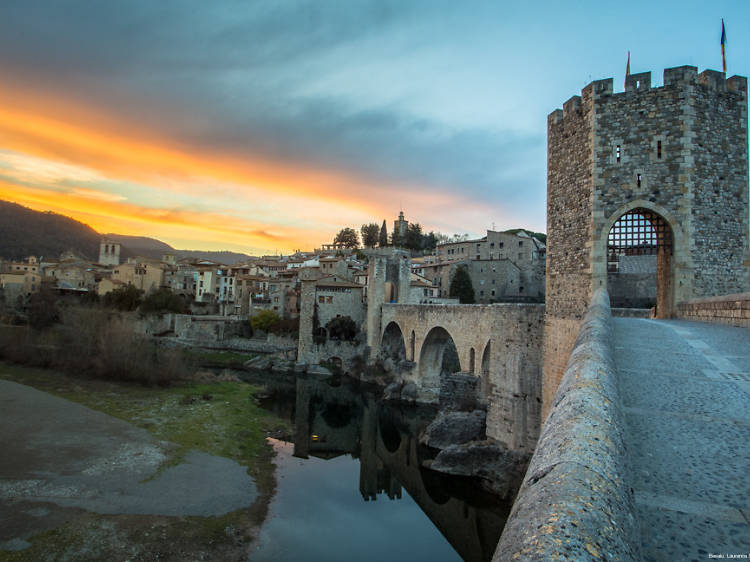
[495,288,640,561]
[302,339,367,372]
[676,292,750,327]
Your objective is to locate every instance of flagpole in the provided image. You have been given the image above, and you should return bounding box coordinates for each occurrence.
[625,51,630,89]
[721,19,726,74]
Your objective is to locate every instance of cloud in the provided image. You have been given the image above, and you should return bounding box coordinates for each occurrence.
[0,0,554,250]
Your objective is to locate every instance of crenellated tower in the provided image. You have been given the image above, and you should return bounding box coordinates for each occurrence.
[543,65,749,418]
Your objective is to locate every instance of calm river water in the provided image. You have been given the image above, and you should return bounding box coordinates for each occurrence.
[247,372,512,562]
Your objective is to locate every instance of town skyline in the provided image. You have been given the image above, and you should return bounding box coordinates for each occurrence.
[1,1,748,255]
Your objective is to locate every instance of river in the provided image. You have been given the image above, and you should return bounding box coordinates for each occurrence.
[246,372,513,562]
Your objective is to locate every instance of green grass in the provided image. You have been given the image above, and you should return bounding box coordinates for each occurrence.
[186,349,255,367]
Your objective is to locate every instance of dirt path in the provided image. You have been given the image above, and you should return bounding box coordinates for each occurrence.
[0,379,259,559]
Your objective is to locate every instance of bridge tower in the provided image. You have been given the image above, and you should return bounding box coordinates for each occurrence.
[544,65,749,418]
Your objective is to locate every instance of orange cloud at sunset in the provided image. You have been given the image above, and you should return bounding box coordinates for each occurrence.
[0,83,497,253]
[0,179,319,254]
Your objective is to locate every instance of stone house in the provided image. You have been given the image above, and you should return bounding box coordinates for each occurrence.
[111,257,171,293]
[0,256,42,298]
[46,259,98,293]
[313,276,365,336]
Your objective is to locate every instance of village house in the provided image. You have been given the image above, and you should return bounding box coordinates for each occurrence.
[46,258,99,293]
[433,229,546,303]
[0,256,42,299]
[110,257,172,294]
[313,276,365,338]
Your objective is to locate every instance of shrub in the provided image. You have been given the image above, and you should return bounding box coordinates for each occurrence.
[325,316,357,341]
[251,309,281,332]
[103,284,143,311]
[269,317,299,336]
[27,288,60,330]
[139,288,188,315]
[0,306,193,386]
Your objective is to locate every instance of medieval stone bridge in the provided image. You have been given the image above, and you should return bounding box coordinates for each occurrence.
[377,302,544,451]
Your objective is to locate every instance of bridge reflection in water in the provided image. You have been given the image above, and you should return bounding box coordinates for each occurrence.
[253,373,513,562]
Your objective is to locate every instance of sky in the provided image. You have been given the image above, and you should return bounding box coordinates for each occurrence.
[1,1,748,255]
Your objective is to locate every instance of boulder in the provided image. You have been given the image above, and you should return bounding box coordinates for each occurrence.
[429,440,529,498]
[401,382,418,402]
[307,364,332,377]
[419,410,486,449]
[383,381,401,400]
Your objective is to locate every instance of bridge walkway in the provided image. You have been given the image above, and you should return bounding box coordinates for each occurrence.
[613,318,750,560]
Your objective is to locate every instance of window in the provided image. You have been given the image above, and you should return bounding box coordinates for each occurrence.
[490,242,495,248]
[657,140,662,159]
[637,173,642,188]
[326,296,333,303]
[616,144,621,163]
[480,290,484,296]
[518,241,523,247]
[499,242,504,248]
[318,296,325,303]
[491,290,495,296]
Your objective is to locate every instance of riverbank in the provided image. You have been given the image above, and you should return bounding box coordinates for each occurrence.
[0,363,291,561]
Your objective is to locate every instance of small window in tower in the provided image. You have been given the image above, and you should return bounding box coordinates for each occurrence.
[657,140,662,159]
[637,174,642,188]
[616,145,621,163]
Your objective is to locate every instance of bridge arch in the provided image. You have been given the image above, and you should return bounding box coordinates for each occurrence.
[479,340,491,400]
[381,321,407,362]
[598,201,682,317]
[418,326,461,397]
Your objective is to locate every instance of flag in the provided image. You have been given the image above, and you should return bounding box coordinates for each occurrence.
[625,51,630,89]
[721,19,726,73]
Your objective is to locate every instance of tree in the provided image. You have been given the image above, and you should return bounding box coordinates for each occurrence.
[360,223,380,248]
[390,230,402,248]
[422,231,438,252]
[103,284,143,311]
[325,315,357,341]
[405,223,423,251]
[139,288,188,315]
[449,265,475,304]
[378,220,388,247]
[251,309,281,332]
[333,227,360,249]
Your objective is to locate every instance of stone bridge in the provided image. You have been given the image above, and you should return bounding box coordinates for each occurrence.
[376,303,544,451]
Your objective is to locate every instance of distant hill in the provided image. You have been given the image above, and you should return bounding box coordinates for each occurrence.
[0,200,254,264]
[0,200,100,261]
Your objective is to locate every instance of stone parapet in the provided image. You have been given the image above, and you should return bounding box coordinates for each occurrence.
[676,292,750,328]
[495,288,640,561]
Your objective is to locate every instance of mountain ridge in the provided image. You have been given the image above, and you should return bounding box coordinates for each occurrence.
[0,200,253,264]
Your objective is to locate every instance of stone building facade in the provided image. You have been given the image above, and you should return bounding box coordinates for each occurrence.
[544,65,749,418]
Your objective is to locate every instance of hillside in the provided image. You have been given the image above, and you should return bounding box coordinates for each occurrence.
[0,201,101,261]
[0,201,253,264]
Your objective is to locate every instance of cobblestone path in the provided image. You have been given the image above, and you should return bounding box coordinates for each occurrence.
[613,318,750,561]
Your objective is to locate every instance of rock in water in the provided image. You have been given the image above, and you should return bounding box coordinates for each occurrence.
[419,410,486,449]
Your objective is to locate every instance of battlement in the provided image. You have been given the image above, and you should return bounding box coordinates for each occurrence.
[549,65,747,122]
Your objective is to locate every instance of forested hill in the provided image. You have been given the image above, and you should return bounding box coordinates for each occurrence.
[0,200,101,261]
[0,200,253,264]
